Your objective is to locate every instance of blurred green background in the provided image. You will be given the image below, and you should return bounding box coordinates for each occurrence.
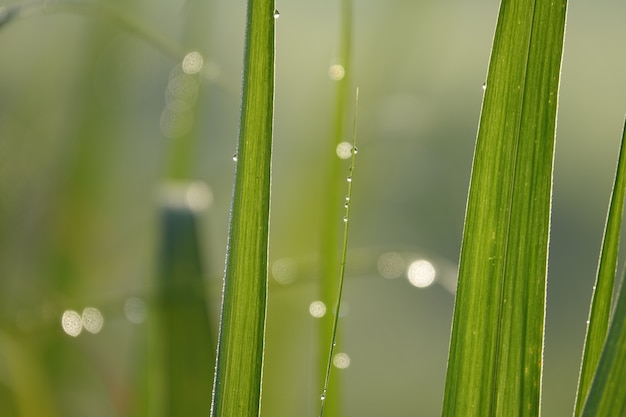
[0,0,625,416]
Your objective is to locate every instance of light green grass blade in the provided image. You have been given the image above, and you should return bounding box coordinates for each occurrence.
[210,1,275,416]
[318,1,352,416]
[575,118,626,416]
[441,1,567,416]
[320,88,359,417]
[581,272,626,416]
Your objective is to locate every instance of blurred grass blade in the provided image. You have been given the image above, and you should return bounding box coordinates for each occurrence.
[581,266,626,416]
[441,1,567,416]
[575,117,626,416]
[210,0,275,416]
[156,185,215,417]
[0,333,59,417]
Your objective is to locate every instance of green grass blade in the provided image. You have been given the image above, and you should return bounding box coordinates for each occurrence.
[581,266,626,417]
[575,118,626,416]
[318,1,352,415]
[210,1,275,416]
[319,88,359,417]
[441,1,567,416]
[156,193,215,417]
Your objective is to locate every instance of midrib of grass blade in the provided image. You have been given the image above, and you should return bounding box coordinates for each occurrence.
[210,1,275,416]
[579,118,626,417]
[318,1,352,416]
[441,1,567,416]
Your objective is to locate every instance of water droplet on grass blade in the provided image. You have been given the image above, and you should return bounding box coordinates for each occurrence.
[333,352,351,369]
[182,51,204,74]
[335,141,353,159]
[343,216,348,223]
[346,176,352,183]
[273,9,280,19]
[82,307,104,334]
[328,64,345,81]
[309,301,327,318]
[61,310,83,337]
[407,259,436,288]
[232,154,238,162]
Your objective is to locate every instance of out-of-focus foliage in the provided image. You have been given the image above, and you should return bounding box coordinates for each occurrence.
[0,1,624,416]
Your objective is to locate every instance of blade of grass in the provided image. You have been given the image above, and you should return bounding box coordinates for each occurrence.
[155,187,215,417]
[319,88,359,417]
[318,0,352,415]
[581,265,626,417]
[574,117,626,416]
[210,1,275,416]
[441,1,567,416]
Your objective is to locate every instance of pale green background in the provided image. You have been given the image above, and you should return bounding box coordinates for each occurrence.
[0,0,625,416]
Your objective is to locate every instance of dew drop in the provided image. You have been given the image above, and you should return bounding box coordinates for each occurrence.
[346,176,352,183]
[320,394,326,401]
[344,202,349,208]
[352,146,359,154]
[482,82,487,90]
[343,216,348,223]
[273,9,280,19]
[232,154,238,162]
[309,300,327,318]
[345,195,350,202]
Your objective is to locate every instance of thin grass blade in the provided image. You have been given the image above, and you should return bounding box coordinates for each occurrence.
[319,88,359,417]
[210,1,275,416]
[318,1,352,415]
[580,271,626,416]
[441,1,567,416]
[575,118,626,415]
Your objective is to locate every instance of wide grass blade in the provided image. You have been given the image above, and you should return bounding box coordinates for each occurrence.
[441,1,567,416]
[210,1,275,416]
[575,118,626,415]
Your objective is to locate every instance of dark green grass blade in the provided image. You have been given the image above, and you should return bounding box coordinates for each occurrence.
[575,118,626,416]
[210,1,275,416]
[441,1,567,416]
[157,199,215,417]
